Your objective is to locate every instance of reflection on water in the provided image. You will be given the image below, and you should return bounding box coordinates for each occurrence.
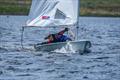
[0,16,120,80]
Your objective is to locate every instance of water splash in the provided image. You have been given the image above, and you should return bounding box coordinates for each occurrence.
[53,42,76,53]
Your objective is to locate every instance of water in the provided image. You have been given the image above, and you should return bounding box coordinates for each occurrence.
[0,16,120,80]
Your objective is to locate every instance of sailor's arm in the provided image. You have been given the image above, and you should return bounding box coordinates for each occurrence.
[58,28,69,35]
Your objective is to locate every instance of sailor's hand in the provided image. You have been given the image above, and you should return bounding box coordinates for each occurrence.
[65,28,69,31]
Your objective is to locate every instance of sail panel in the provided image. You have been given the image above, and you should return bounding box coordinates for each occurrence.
[55,9,66,19]
[26,0,79,27]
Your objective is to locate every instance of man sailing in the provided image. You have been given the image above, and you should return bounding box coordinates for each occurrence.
[40,28,73,45]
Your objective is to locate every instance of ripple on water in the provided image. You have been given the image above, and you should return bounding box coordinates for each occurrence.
[0,70,3,75]
[5,60,22,65]
[16,73,34,77]
[0,47,8,52]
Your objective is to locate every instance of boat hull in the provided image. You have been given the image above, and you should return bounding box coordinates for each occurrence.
[34,40,91,53]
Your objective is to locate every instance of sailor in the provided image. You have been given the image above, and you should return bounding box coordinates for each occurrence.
[40,28,72,45]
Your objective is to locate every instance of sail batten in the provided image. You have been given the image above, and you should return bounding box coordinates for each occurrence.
[26,0,79,27]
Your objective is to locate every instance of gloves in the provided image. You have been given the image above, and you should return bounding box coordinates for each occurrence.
[64,28,69,31]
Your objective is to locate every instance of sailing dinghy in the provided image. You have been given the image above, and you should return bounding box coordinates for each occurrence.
[22,0,91,53]
[34,40,91,53]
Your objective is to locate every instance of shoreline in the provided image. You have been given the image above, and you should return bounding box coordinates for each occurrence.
[0,14,120,18]
[0,0,120,17]
[0,9,119,17]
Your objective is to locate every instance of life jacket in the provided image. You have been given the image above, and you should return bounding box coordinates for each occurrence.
[55,35,72,42]
[47,30,72,44]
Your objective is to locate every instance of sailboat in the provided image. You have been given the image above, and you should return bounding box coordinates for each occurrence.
[22,0,91,53]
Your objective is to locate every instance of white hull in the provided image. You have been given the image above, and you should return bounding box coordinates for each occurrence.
[34,40,91,53]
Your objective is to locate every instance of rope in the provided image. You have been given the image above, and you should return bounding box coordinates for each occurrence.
[21,26,25,49]
[76,26,79,40]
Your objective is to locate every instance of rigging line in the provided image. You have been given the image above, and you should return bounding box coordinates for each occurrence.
[76,26,79,40]
[21,26,25,49]
[22,26,71,29]
[22,24,76,28]
[76,0,80,40]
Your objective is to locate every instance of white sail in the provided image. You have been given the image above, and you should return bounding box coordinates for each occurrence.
[26,0,79,27]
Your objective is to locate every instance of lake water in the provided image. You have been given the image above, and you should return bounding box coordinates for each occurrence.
[0,16,120,80]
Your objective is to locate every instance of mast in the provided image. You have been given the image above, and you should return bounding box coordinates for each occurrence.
[76,0,80,40]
